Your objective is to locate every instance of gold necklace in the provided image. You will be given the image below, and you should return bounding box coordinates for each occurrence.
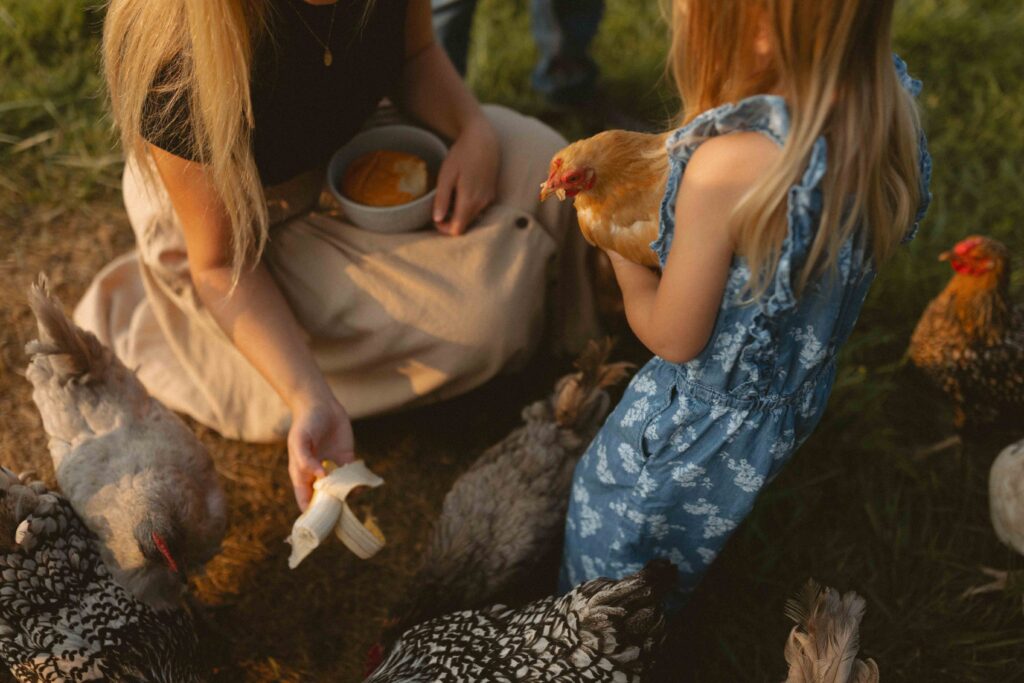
[288,0,339,67]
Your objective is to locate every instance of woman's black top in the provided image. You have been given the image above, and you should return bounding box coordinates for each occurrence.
[142,0,408,187]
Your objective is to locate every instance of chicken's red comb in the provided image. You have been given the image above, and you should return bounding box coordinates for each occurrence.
[545,157,563,185]
[954,236,984,256]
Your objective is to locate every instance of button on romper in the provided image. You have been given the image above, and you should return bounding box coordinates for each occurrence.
[560,56,932,611]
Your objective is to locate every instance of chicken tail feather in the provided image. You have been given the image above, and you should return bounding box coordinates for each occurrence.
[782,580,878,683]
[25,274,111,383]
[553,338,634,432]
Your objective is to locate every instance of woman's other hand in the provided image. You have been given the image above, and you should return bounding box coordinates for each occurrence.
[287,394,356,511]
[432,114,500,236]
[401,0,499,235]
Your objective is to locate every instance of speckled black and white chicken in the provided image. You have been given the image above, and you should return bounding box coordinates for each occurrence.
[782,581,879,683]
[908,235,1024,428]
[385,339,632,637]
[366,559,674,683]
[24,277,226,608]
[0,467,202,682]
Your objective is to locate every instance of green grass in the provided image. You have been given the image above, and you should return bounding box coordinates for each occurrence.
[2,1,1024,681]
[0,0,117,223]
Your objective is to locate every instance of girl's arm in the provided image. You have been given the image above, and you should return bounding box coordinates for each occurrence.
[610,132,782,363]
[150,144,354,511]
[398,0,499,236]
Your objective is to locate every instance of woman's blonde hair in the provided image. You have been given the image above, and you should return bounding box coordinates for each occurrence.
[669,0,923,298]
[104,0,270,279]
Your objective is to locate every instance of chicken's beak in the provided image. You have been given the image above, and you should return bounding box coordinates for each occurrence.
[539,182,554,202]
[539,181,569,202]
[938,250,950,262]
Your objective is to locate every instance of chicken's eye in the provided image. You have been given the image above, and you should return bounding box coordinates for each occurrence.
[567,173,580,182]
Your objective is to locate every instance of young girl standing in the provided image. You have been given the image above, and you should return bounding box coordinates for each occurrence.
[561,0,932,610]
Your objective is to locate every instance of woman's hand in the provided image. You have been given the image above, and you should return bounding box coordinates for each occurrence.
[432,114,500,236]
[399,2,499,235]
[287,394,356,511]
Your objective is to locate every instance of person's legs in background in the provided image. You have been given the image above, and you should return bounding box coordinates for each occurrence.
[530,0,604,106]
[431,0,605,106]
[431,0,480,77]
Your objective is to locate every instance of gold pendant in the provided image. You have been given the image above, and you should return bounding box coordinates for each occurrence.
[324,48,333,67]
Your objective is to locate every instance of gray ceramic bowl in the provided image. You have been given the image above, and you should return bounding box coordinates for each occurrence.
[327,125,448,234]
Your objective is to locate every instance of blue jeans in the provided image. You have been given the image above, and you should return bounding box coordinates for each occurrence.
[432,0,604,104]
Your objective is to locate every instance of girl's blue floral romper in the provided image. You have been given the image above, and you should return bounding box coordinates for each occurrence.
[561,56,932,612]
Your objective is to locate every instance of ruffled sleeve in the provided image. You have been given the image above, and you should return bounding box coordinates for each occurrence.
[652,95,819,315]
[649,128,688,265]
[894,54,933,243]
[763,136,828,314]
[651,96,791,266]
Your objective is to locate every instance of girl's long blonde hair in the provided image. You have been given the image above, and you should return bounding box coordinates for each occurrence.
[104,0,270,278]
[670,0,923,298]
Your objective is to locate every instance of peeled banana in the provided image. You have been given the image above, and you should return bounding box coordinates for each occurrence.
[286,460,385,568]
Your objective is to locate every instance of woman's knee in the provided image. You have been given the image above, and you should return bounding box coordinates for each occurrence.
[482,104,570,217]
[482,103,567,154]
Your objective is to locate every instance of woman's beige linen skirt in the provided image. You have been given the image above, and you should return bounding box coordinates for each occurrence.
[74,105,599,442]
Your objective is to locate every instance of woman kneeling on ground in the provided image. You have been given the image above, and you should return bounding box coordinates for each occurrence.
[81,0,598,509]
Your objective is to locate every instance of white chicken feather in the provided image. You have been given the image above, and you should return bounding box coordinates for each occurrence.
[990,438,1024,555]
[961,438,1024,610]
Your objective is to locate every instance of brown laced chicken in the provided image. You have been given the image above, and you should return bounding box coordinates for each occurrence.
[383,340,632,641]
[0,467,202,682]
[366,559,674,683]
[24,277,226,609]
[908,235,1024,428]
[540,130,670,267]
[782,581,879,683]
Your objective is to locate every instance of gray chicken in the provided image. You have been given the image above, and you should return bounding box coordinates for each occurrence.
[0,466,202,682]
[24,277,226,608]
[782,581,879,683]
[366,559,674,682]
[385,339,632,638]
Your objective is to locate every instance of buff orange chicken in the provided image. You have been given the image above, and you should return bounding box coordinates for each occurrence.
[540,129,671,268]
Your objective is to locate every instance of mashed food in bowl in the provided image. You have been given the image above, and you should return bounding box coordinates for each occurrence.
[341,150,429,207]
